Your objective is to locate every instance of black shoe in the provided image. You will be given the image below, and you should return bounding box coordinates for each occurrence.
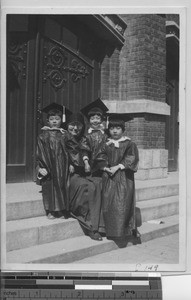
[89,231,103,241]
[57,211,70,219]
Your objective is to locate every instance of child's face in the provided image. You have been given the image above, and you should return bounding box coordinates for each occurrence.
[89,114,102,128]
[48,115,62,128]
[67,122,83,137]
[109,126,123,140]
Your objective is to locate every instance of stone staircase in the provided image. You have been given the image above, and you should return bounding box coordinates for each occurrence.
[6,172,179,264]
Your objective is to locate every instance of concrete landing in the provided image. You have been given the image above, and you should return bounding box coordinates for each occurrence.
[74,232,179,265]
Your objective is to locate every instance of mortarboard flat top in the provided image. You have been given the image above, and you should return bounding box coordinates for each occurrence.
[107,113,133,123]
[42,102,64,114]
[81,98,109,118]
[41,102,73,122]
[41,102,73,116]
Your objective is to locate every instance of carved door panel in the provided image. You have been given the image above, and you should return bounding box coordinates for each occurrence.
[6,31,36,182]
[36,16,101,129]
[38,37,93,125]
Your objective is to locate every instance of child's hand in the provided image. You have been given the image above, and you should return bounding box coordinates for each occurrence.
[84,160,91,173]
[60,128,67,135]
[69,165,75,174]
[108,165,120,176]
[104,167,113,175]
[39,168,48,177]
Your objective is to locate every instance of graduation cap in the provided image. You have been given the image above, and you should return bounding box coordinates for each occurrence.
[106,113,133,128]
[67,112,85,126]
[107,113,133,123]
[41,102,72,123]
[81,98,109,119]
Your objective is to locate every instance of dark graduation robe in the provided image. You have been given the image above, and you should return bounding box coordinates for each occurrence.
[65,133,103,233]
[102,137,139,238]
[84,128,108,175]
[36,128,69,213]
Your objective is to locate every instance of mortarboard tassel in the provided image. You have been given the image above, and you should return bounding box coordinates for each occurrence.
[62,106,66,123]
[106,115,109,129]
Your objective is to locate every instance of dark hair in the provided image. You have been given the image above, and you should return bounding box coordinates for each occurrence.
[87,107,104,120]
[88,111,103,120]
[47,109,62,119]
[108,119,125,132]
[66,113,85,137]
[67,113,85,126]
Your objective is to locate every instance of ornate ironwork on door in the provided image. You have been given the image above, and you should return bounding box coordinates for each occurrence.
[43,45,89,90]
[7,39,27,81]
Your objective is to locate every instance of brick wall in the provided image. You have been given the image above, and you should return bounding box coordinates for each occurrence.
[119,14,166,102]
[125,114,166,149]
[101,48,120,100]
[101,14,166,102]
[101,14,167,151]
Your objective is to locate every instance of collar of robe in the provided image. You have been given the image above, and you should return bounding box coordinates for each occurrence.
[88,124,105,134]
[41,126,66,134]
[106,136,131,148]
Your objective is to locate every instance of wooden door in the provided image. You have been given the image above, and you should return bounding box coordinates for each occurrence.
[6,15,104,182]
[166,79,179,171]
[6,16,37,182]
[36,16,102,129]
[166,32,179,172]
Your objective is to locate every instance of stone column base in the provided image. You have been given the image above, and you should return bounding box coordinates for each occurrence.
[135,149,168,180]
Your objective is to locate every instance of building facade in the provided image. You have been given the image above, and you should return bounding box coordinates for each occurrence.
[6,14,179,182]
[101,14,179,180]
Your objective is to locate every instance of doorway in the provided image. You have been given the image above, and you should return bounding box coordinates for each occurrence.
[6,15,109,182]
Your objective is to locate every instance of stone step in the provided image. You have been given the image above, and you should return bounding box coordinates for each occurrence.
[7,195,179,252]
[6,183,43,221]
[6,173,179,221]
[7,216,84,252]
[137,195,179,223]
[136,182,178,202]
[7,215,179,264]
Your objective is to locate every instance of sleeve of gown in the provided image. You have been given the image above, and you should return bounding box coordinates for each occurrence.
[64,135,88,167]
[94,138,108,169]
[36,136,50,184]
[80,136,91,160]
[81,134,108,170]
[119,141,139,172]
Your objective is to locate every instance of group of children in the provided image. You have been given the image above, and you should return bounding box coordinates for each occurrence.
[36,98,140,244]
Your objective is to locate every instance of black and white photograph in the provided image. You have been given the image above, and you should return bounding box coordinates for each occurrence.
[1,1,189,273]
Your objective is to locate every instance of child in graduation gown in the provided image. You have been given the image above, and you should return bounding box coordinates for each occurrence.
[80,98,108,176]
[80,99,109,233]
[36,103,71,220]
[102,116,139,240]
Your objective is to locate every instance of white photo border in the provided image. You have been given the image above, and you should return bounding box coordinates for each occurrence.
[1,0,190,273]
